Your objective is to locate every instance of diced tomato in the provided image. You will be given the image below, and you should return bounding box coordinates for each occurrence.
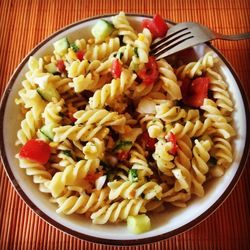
[141,131,157,150]
[117,151,130,161]
[153,14,169,37]
[111,59,122,79]
[85,171,103,184]
[137,56,159,85]
[167,132,178,155]
[76,50,85,61]
[142,14,168,39]
[180,77,191,98]
[19,139,51,164]
[142,19,159,39]
[56,60,66,73]
[181,77,209,108]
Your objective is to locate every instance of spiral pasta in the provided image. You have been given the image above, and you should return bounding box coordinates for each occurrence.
[108,180,162,200]
[153,139,175,175]
[15,12,236,230]
[89,69,136,109]
[176,52,216,79]
[85,37,120,61]
[51,188,110,215]
[90,199,146,224]
[157,59,182,100]
[112,11,137,45]
[191,139,212,197]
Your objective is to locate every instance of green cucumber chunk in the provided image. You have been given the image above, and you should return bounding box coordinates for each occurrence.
[37,85,60,102]
[53,37,69,55]
[127,214,151,234]
[40,124,55,141]
[45,63,58,74]
[91,19,114,41]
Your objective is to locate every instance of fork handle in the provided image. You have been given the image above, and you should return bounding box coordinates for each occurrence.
[215,32,250,41]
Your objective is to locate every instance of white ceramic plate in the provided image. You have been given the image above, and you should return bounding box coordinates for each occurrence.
[0,14,249,245]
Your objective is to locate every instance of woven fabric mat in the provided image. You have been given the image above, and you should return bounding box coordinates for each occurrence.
[0,0,249,249]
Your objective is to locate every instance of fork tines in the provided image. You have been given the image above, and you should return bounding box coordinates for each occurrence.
[150,27,194,58]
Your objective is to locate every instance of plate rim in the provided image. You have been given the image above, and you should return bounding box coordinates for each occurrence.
[0,13,249,246]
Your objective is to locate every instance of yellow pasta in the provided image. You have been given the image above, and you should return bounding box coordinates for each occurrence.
[14,12,236,230]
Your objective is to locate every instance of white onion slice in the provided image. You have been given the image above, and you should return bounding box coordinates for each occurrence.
[95,175,107,190]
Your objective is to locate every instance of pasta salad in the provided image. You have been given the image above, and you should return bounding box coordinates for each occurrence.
[15,12,235,234]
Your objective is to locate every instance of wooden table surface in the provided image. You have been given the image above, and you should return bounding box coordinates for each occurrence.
[0,0,249,249]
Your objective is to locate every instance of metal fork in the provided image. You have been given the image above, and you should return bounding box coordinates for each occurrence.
[150,22,250,60]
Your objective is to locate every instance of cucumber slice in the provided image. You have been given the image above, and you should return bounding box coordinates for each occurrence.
[45,63,58,74]
[37,84,60,102]
[40,124,55,141]
[91,19,114,41]
[53,37,69,55]
[127,214,151,234]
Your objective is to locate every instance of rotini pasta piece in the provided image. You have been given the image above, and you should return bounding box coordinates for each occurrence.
[113,44,134,64]
[89,69,136,109]
[176,52,216,79]
[206,68,234,115]
[16,103,45,145]
[67,60,101,78]
[147,118,165,139]
[172,135,193,192]
[201,98,235,139]
[82,138,105,160]
[170,118,212,139]
[153,139,175,175]
[108,180,162,200]
[15,80,37,105]
[51,187,110,215]
[129,143,153,177]
[46,159,100,198]
[84,37,120,61]
[191,139,212,197]
[162,187,191,208]
[74,109,126,127]
[157,59,182,100]
[16,155,52,192]
[131,28,152,64]
[112,11,137,45]
[184,109,200,123]
[53,125,109,142]
[209,136,233,177]
[155,101,186,124]
[42,99,64,127]
[69,73,100,93]
[90,199,146,224]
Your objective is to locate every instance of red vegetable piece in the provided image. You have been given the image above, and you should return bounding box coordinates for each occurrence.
[137,56,159,85]
[167,132,178,155]
[85,172,103,184]
[19,139,51,164]
[111,59,122,79]
[117,151,130,161]
[56,60,66,73]
[142,131,157,150]
[142,19,159,39]
[153,14,168,37]
[76,50,85,61]
[182,77,209,108]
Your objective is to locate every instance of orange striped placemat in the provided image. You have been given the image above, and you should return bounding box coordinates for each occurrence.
[0,0,249,249]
